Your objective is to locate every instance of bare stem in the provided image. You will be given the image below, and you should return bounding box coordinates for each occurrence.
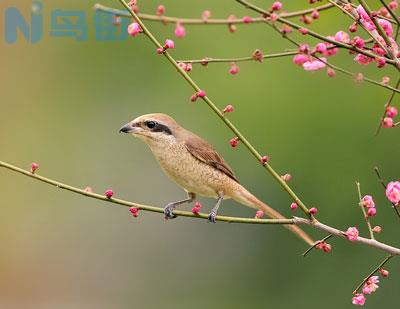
[2,160,400,256]
[356,181,375,240]
[116,0,313,218]
[94,3,334,25]
[353,254,393,294]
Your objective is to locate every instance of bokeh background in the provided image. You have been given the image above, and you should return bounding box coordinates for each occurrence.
[1,1,400,308]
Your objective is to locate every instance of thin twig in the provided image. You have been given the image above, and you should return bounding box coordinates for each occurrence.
[177,50,297,64]
[302,234,333,257]
[374,167,400,219]
[353,255,393,294]
[356,181,375,240]
[116,0,314,218]
[94,3,335,25]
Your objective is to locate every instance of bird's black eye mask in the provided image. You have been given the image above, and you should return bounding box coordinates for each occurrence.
[144,121,172,135]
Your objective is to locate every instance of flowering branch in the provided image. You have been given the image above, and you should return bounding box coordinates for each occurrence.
[356,182,375,240]
[94,3,334,25]
[374,167,400,218]
[235,0,397,66]
[2,160,400,257]
[353,254,393,294]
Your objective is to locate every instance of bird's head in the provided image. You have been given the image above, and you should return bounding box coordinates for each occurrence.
[119,113,179,146]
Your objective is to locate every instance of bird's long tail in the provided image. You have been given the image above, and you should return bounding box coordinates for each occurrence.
[232,184,314,245]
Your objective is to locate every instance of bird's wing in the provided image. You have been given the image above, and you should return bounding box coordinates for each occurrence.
[183,133,239,183]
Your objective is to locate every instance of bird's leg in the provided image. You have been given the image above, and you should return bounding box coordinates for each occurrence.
[208,192,224,223]
[164,192,196,219]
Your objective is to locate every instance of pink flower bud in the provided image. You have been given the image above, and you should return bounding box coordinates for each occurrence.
[293,54,309,66]
[271,1,283,11]
[30,162,39,174]
[298,44,310,53]
[311,9,319,19]
[309,207,318,215]
[223,105,234,113]
[351,36,365,49]
[386,181,400,204]
[129,207,139,217]
[383,117,394,128]
[322,243,332,253]
[349,23,358,33]
[261,155,270,164]
[164,39,174,49]
[381,76,390,85]
[281,173,292,182]
[190,94,198,102]
[156,5,165,16]
[386,106,398,118]
[197,90,206,98]
[379,268,389,277]
[127,22,141,36]
[367,207,377,217]
[156,47,164,54]
[300,15,312,25]
[377,57,386,68]
[345,227,359,241]
[372,225,382,233]
[84,186,93,193]
[105,189,114,198]
[290,202,298,210]
[174,23,186,38]
[242,16,252,23]
[202,10,211,20]
[255,210,264,218]
[230,137,239,147]
[389,1,398,10]
[299,28,308,35]
[327,67,336,77]
[191,201,202,214]
[229,63,240,75]
[315,42,327,54]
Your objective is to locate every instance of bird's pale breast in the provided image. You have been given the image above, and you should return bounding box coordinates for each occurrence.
[148,141,236,198]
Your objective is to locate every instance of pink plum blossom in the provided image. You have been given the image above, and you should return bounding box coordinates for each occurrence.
[361,195,375,208]
[352,294,366,306]
[386,181,400,204]
[386,106,398,118]
[127,22,141,36]
[362,276,379,295]
[334,31,350,43]
[345,227,359,241]
[383,117,394,128]
[354,54,374,65]
[174,23,186,38]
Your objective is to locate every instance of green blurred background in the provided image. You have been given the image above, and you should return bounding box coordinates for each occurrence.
[1,1,399,308]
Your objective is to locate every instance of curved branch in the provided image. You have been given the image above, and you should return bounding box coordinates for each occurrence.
[0,160,292,225]
[94,3,334,25]
[2,160,400,256]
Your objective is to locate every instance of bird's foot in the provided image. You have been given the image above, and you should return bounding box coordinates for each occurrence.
[164,203,177,220]
[207,212,217,223]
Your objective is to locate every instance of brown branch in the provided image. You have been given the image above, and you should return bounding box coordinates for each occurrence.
[2,160,400,256]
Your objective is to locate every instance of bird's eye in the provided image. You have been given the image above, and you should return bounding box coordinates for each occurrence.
[146,121,156,129]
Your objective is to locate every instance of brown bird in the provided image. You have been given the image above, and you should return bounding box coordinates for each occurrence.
[119,113,313,245]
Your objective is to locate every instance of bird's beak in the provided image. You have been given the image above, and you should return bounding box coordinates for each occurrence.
[119,123,141,134]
